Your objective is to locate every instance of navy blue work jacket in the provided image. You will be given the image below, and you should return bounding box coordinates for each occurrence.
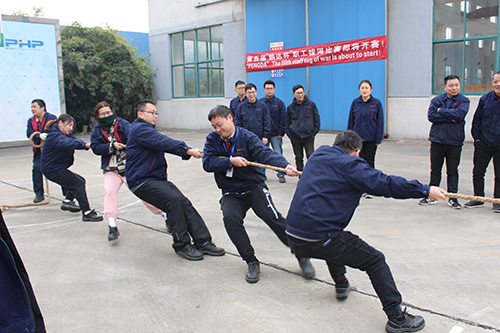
[41,124,88,178]
[347,96,384,144]
[0,212,38,333]
[26,112,57,155]
[260,95,286,137]
[286,145,430,241]
[427,93,470,146]
[125,118,191,189]
[90,117,131,170]
[472,91,500,146]
[229,96,247,116]
[203,126,289,194]
[234,99,271,139]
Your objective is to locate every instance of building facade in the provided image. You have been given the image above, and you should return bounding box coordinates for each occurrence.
[149,0,499,140]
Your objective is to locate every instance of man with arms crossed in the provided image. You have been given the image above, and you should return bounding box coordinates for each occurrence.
[465,71,500,212]
[419,75,470,209]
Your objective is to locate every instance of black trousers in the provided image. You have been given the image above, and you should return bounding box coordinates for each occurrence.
[290,136,315,171]
[287,231,402,318]
[360,141,377,168]
[134,180,212,250]
[429,142,462,193]
[47,170,90,212]
[472,141,500,198]
[32,151,44,195]
[220,184,289,263]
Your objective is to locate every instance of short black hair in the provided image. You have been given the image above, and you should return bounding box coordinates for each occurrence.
[208,105,232,121]
[31,99,46,110]
[245,83,257,92]
[292,84,304,93]
[334,130,363,154]
[235,80,245,88]
[263,80,275,88]
[443,75,460,85]
[135,99,156,114]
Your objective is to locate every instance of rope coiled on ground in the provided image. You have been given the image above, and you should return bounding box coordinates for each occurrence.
[0,132,51,211]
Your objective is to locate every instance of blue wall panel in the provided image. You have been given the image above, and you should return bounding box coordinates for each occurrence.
[246,0,307,104]
[245,0,386,131]
[118,31,150,63]
[308,0,386,131]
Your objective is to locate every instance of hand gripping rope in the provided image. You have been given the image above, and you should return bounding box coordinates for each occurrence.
[245,161,500,205]
[0,132,51,212]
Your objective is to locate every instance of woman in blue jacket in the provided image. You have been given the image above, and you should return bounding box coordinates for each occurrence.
[347,80,384,169]
[90,101,165,241]
[41,114,103,222]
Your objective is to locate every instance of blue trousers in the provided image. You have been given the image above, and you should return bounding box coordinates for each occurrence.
[32,151,44,195]
[267,136,285,178]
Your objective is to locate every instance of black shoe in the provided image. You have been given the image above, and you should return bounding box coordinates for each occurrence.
[33,194,44,203]
[297,257,315,279]
[447,198,461,209]
[82,209,103,222]
[108,226,120,241]
[175,244,204,261]
[196,241,225,256]
[246,261,260,284]
[279,175,286,183]
[493,203,500,213]
[386,309,425,333]
[61,200,81,212]
[418,198,437,205]
[335,282,351,300]
[464,200,484,208]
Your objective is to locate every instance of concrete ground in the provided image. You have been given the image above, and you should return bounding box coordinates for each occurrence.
[1,129,499,333]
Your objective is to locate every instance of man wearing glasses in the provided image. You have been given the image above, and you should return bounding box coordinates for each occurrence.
[229,80,247,116]
[260,80,288,183]
[126,99,225,261]
[234,83,271,145]
[285,84,321,172]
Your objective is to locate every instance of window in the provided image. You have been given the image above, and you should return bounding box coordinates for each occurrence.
[433,0,499,94]
[171,26,224,98]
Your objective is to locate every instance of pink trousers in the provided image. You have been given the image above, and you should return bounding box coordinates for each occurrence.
[103,171,162,219]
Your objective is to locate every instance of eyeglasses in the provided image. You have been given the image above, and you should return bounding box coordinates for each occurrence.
[294,91,305,95]
[141,110,158,116]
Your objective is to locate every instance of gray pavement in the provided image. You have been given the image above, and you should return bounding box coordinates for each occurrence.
[1,130,499,333]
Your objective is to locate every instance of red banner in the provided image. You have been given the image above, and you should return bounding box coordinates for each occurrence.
[245,35,387,72]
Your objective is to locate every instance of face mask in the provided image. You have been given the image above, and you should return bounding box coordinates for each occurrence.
[98,113,116,132]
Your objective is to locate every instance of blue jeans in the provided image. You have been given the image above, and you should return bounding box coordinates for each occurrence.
[287,231,403,318]
[267,136,285,178]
